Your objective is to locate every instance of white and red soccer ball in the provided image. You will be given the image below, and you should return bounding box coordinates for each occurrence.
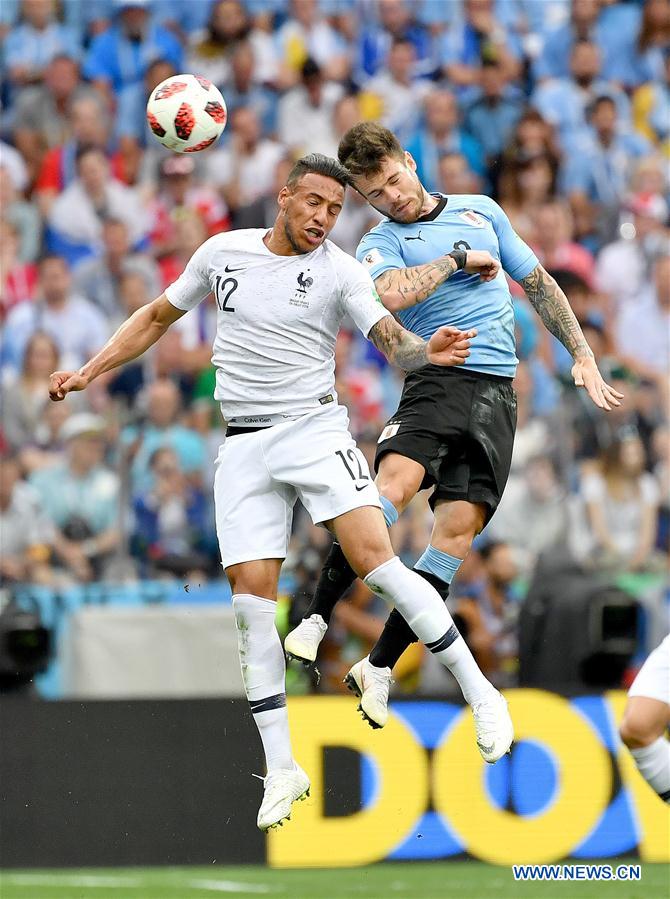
[146,74,227,153]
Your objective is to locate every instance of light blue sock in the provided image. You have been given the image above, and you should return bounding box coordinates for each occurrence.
[379,495,399,528]
[415,544,462,584]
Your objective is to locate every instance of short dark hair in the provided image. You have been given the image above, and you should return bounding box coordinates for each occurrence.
[286,153,351,190]
[337,122,405,178]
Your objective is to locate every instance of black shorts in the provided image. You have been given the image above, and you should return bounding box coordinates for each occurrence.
[374,366,517,523]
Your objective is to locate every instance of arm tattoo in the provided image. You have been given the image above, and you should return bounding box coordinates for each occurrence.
[368,315,428,370]
[520,264,593,360]
[375,255,458,309]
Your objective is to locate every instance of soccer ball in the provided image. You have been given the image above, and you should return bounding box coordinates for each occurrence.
[146,74,227,153]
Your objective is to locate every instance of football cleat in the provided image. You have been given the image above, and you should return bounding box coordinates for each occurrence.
[284,614,328,665]
[344,656,393,729]
[472,690,514,763]
[256,763,310,832]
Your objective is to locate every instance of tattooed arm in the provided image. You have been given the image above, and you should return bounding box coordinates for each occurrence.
[375,250,500,312]
[520,263,623,411]
[368,315,476,371]
[520,263,593,359]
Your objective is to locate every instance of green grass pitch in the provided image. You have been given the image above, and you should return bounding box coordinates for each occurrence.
[1,862,668,899]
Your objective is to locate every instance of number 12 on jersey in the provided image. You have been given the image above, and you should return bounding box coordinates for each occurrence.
[214,274,238,312]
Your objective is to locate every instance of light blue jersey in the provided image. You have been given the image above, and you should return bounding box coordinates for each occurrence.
[357,194,539,378]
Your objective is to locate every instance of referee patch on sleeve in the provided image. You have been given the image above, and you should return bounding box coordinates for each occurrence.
[378,423,401,442]
[362,248,384,269]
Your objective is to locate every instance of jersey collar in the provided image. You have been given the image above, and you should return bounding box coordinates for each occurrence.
[416,193,448,223]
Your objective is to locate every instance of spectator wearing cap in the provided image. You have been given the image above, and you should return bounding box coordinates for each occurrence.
[531,40,630,149]
[561,96,651,249]
[596,192,669,314]
[4,0,79,90]
[362,39,431,144]
[276,0,351,86]
[73,218,160,320]
[2,254,108,375]
[0,454,56,586]
[406,88,484,191]
[13,54,94,182]
[29,413,120,582]
[277,57,344,156]
[149,155,230,259]
[47,145,151,265]
[208,107,285,223]
[83,0,183,97]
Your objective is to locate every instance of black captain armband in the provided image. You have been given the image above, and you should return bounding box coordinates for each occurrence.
[448,249,467,270]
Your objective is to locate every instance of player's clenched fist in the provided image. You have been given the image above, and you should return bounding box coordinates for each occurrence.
[463,250,500,282]
[49,370,89,401]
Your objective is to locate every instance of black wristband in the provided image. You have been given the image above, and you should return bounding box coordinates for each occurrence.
[448,249,467,270]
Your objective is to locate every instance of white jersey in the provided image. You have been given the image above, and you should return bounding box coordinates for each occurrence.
[165,229,388,420]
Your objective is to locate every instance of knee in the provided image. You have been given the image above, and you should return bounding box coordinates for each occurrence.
[226,565,278,600]
[375,477,414,515]
[619,714,659,749]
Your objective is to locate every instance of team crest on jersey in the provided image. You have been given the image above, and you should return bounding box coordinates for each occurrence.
[459,210,485,227]
[362,248,384,269]
[290,270,313,307]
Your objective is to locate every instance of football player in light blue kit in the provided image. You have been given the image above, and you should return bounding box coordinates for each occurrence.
[286,122,623,730]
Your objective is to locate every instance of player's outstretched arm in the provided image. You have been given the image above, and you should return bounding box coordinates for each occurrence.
[375,250,500,312]
[368,315,476,371]
[519,263,624,411]
[49,294,186,401]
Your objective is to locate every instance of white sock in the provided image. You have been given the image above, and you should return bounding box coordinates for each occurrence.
[365,556,494,705]
[233,594,293,773]
[631,737,670,801]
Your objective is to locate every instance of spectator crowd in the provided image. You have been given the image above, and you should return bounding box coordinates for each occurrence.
[0,0,668,694]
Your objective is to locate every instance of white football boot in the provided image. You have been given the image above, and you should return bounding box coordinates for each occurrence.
[472,690,514,763]
[344,656,393,729]
[284,614,328,665]
[256,763,310,832]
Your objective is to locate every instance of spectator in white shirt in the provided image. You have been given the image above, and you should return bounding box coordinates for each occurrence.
[362,38,430,141]
[277,57,344,156]
[48,145,150,258]
[207,107,285,223]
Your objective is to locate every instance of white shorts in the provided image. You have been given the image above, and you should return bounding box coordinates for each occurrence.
[628,634,670,705]
[213,404,381,568]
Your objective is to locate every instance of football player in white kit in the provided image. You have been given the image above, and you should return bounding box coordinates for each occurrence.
[619,634,670,803]
[49,154,514,831]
